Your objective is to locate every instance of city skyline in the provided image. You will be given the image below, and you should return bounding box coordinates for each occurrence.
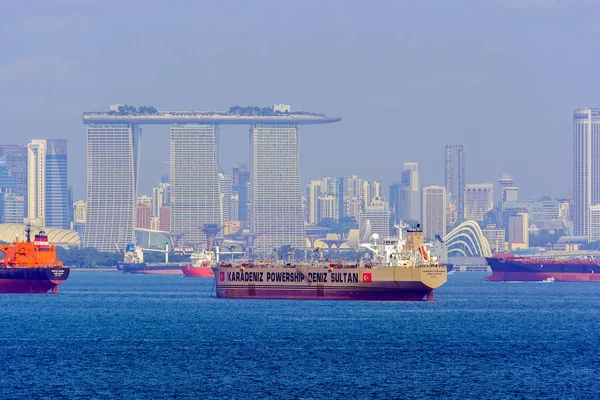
[4,1,597,202]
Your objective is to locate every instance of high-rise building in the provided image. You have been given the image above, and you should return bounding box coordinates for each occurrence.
[0,165,15,223]
[170,124,220,247]
[359,197,391,239]
[3,193,25,223]
[0,145,27,198]
[230,194,239,222]
[390,163,420,224]
[319,195,338,221]
[27,139,69,228]
[346,175,363,198]
[72,200,86,237]
[45,139,69,229]
[152,177,170,218]
[232,163,250,226]
[218,173,232,224]
[573,108,600,237]
[482,224,506,253]
[27,140,46,226]
[67,185,74,227]
[250,124,305,254]
[508,213,529,249]
[159,206,171,232]
[306,180,322,225]
[464,184,494,222]
[136,195,152,229]
[335,177,345,220]
[445,144,465,221]
[498,174,518,202]
[84,124,140,251]
[422,186,447,240]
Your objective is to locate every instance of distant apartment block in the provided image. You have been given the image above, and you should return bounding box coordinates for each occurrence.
[464,184,494,222]
[3,193,25,223]
[159,206,171,232]
[422,186,447,240]
[136,196,152,230]
[359,197,391,239]
[27,139,69,229]
[482,224,506,253]
[390,162,420,224]
[508,213,529,249]
[573,108,600,237]
[0,145,27,199]
[588,205,600,242]
[445,144,465,222]
[218,173,232,225]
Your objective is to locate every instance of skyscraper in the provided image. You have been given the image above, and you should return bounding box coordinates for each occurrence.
[390,162,420,224]
[422,186,447,240]
[27,138,69,228]
[250,124,305,254]
[27,140,46,225]
[218,172,232,224]
[359,197,391,239]
[445,144,465,222]
[170,124,220,247]
[335,177,345,220]
[573,108,600,237]
[232,163,250,225]
[306,180,322,225]
[136,196,152,230]
[0,145,27,199]
[464,184,494,222]
[45,139,69,228]
[84,124,140,251]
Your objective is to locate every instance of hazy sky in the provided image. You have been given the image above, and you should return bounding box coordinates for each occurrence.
[1,0,598,201]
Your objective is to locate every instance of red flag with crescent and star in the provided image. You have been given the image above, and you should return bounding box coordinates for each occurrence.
[363,273,372,283]
[220,272,225,281]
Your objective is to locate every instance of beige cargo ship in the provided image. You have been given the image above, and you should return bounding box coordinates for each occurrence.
[212,224,447,301]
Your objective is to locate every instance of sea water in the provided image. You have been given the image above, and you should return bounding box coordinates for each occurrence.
[1,272,600,399]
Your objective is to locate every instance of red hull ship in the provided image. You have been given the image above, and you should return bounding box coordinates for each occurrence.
[486,255,600,282]
[181,265,213,277]
[0,226,69,293]
[181,249,214,278]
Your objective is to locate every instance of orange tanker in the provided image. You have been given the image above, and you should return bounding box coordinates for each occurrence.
[0,226,70,293]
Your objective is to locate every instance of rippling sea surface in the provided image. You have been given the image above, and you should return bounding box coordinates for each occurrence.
[2,272,600,399]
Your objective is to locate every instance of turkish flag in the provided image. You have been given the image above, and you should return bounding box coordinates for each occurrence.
[220,272,225,281]
[363,273,372,283]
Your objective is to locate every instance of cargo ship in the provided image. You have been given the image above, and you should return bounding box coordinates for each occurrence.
[486,254,600,282]
[212,224,447,301]
[0,226,70,293]
[117,244,183,275]
[181,249,214,277]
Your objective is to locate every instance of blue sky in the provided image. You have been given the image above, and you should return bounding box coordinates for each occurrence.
[1,0,598,200]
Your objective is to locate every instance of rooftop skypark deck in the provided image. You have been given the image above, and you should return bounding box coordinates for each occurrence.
[83,105,341,125]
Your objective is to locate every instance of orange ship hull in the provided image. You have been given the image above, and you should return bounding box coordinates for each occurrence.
[181,265,213,277]
[0,267,70,293]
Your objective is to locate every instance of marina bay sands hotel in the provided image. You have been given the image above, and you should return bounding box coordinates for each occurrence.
[82,106,341,254]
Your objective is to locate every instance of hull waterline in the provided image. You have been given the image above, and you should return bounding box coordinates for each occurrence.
[0,267,70,293]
